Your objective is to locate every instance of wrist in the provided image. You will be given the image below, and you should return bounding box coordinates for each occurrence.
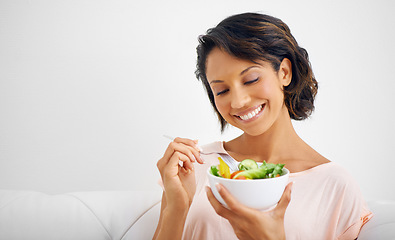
[164,193,191,214]
[164,204,189,219]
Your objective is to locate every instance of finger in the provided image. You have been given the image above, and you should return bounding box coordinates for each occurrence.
[174,138,204,164]
[206,186,234,219]
[215,183,249,215]
[274,182,294,218]
[173,137,200,152]
[167,151,194,172]
[179,164,191,175]
[182,158,195,172]
[163,141,198,165]
[164,141,195,163]
[181,143,204,164]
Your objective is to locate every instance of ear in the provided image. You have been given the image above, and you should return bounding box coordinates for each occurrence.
[279,58,292,87]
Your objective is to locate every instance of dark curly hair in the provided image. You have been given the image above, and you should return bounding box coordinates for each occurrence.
[195,12,318,132]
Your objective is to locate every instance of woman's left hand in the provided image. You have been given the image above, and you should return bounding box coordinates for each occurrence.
[206,182,293,240]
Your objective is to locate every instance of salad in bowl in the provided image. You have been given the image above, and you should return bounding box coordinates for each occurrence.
[207,157,290,210]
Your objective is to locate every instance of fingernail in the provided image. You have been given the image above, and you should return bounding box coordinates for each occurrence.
[198,155,205,164]
[215,183,221,191]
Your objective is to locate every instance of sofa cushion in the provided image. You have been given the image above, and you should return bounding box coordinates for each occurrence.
[0,190,161,240]
[1,189,394,240]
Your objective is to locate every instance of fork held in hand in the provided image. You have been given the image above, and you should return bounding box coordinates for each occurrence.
[162,135,239,171]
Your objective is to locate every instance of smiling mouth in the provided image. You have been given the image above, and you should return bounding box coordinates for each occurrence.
[236,104,264,121]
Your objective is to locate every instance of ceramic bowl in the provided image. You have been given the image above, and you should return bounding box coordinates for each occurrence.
[207,166,289,210]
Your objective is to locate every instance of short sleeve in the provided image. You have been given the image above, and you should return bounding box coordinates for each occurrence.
[336,175,373,239]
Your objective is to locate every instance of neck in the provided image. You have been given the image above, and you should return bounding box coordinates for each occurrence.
[227,107,304,163]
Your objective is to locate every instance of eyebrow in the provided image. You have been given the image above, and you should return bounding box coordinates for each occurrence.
[209,65,259,84]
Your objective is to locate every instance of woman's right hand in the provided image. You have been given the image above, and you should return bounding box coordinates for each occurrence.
[157,137,204,212]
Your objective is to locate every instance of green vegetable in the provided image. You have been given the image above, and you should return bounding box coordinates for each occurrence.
[210,165,221,177]
[260,161,276,172]
[233,167,267,179]
[271,164,285,178]
[238,159,259,170]
[260,161,285,178]
[234,161,285,179]
[210,159,285,180]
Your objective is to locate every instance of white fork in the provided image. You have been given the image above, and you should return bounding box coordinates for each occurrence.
[218,153,239,172]
[163,135,239,171]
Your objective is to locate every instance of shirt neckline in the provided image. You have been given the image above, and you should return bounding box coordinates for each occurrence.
[213,141,333,175]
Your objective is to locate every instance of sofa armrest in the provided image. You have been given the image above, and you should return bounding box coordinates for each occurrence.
[123,201,161,239]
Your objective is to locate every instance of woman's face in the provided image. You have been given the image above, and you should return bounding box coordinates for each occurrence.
[206,48,292,136]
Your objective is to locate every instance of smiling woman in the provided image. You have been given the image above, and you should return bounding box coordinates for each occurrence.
[196,13,317,133]
[154,12,372,240]
[205,49,293,137]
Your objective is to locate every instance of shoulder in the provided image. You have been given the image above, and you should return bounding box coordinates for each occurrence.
[291,161,368,215]
[318,162,359,188]
[322,162,359,187]
[291,162,362,195]
[288,162,371,239]
[316,162,366,206]
[327,163,365,203]
[322,163,372,238]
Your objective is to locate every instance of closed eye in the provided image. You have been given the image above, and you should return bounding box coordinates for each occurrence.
[244,78,259,85]
[216,89,229,96]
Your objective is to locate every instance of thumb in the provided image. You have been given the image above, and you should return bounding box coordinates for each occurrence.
[274,181,294,217]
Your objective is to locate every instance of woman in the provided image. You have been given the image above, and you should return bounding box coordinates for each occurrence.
[154,13,372,240]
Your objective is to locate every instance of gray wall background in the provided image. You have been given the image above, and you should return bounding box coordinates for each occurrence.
[1,0,394,201]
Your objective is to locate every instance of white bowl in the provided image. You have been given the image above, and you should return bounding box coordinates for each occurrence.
[207,166,289,210]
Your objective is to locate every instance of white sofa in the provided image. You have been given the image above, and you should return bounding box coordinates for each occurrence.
[0,190,162,240]
[0,189,394,240]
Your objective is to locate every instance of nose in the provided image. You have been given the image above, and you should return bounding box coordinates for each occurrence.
[230,88,250,109]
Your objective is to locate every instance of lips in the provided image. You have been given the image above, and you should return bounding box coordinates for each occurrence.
[235,104,264,121]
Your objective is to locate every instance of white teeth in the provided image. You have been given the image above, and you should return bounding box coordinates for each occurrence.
[238,105,263,120]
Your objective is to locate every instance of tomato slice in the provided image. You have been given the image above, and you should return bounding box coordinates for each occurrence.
[230,170,243,179]
[234,175,248,180]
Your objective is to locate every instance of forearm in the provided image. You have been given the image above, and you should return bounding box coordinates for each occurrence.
[154,207,188,240]
[154,138,200,239]
[153,192,189,240]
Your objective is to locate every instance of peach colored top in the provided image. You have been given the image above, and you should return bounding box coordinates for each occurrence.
[181,142,372,240]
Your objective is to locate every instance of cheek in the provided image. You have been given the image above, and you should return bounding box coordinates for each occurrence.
[214,97,230,118]
[214,98,227,113]
[252,82,271,99]
[255,81,283,103]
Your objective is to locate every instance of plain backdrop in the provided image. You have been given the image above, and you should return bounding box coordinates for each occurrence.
[1,0,394,201]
